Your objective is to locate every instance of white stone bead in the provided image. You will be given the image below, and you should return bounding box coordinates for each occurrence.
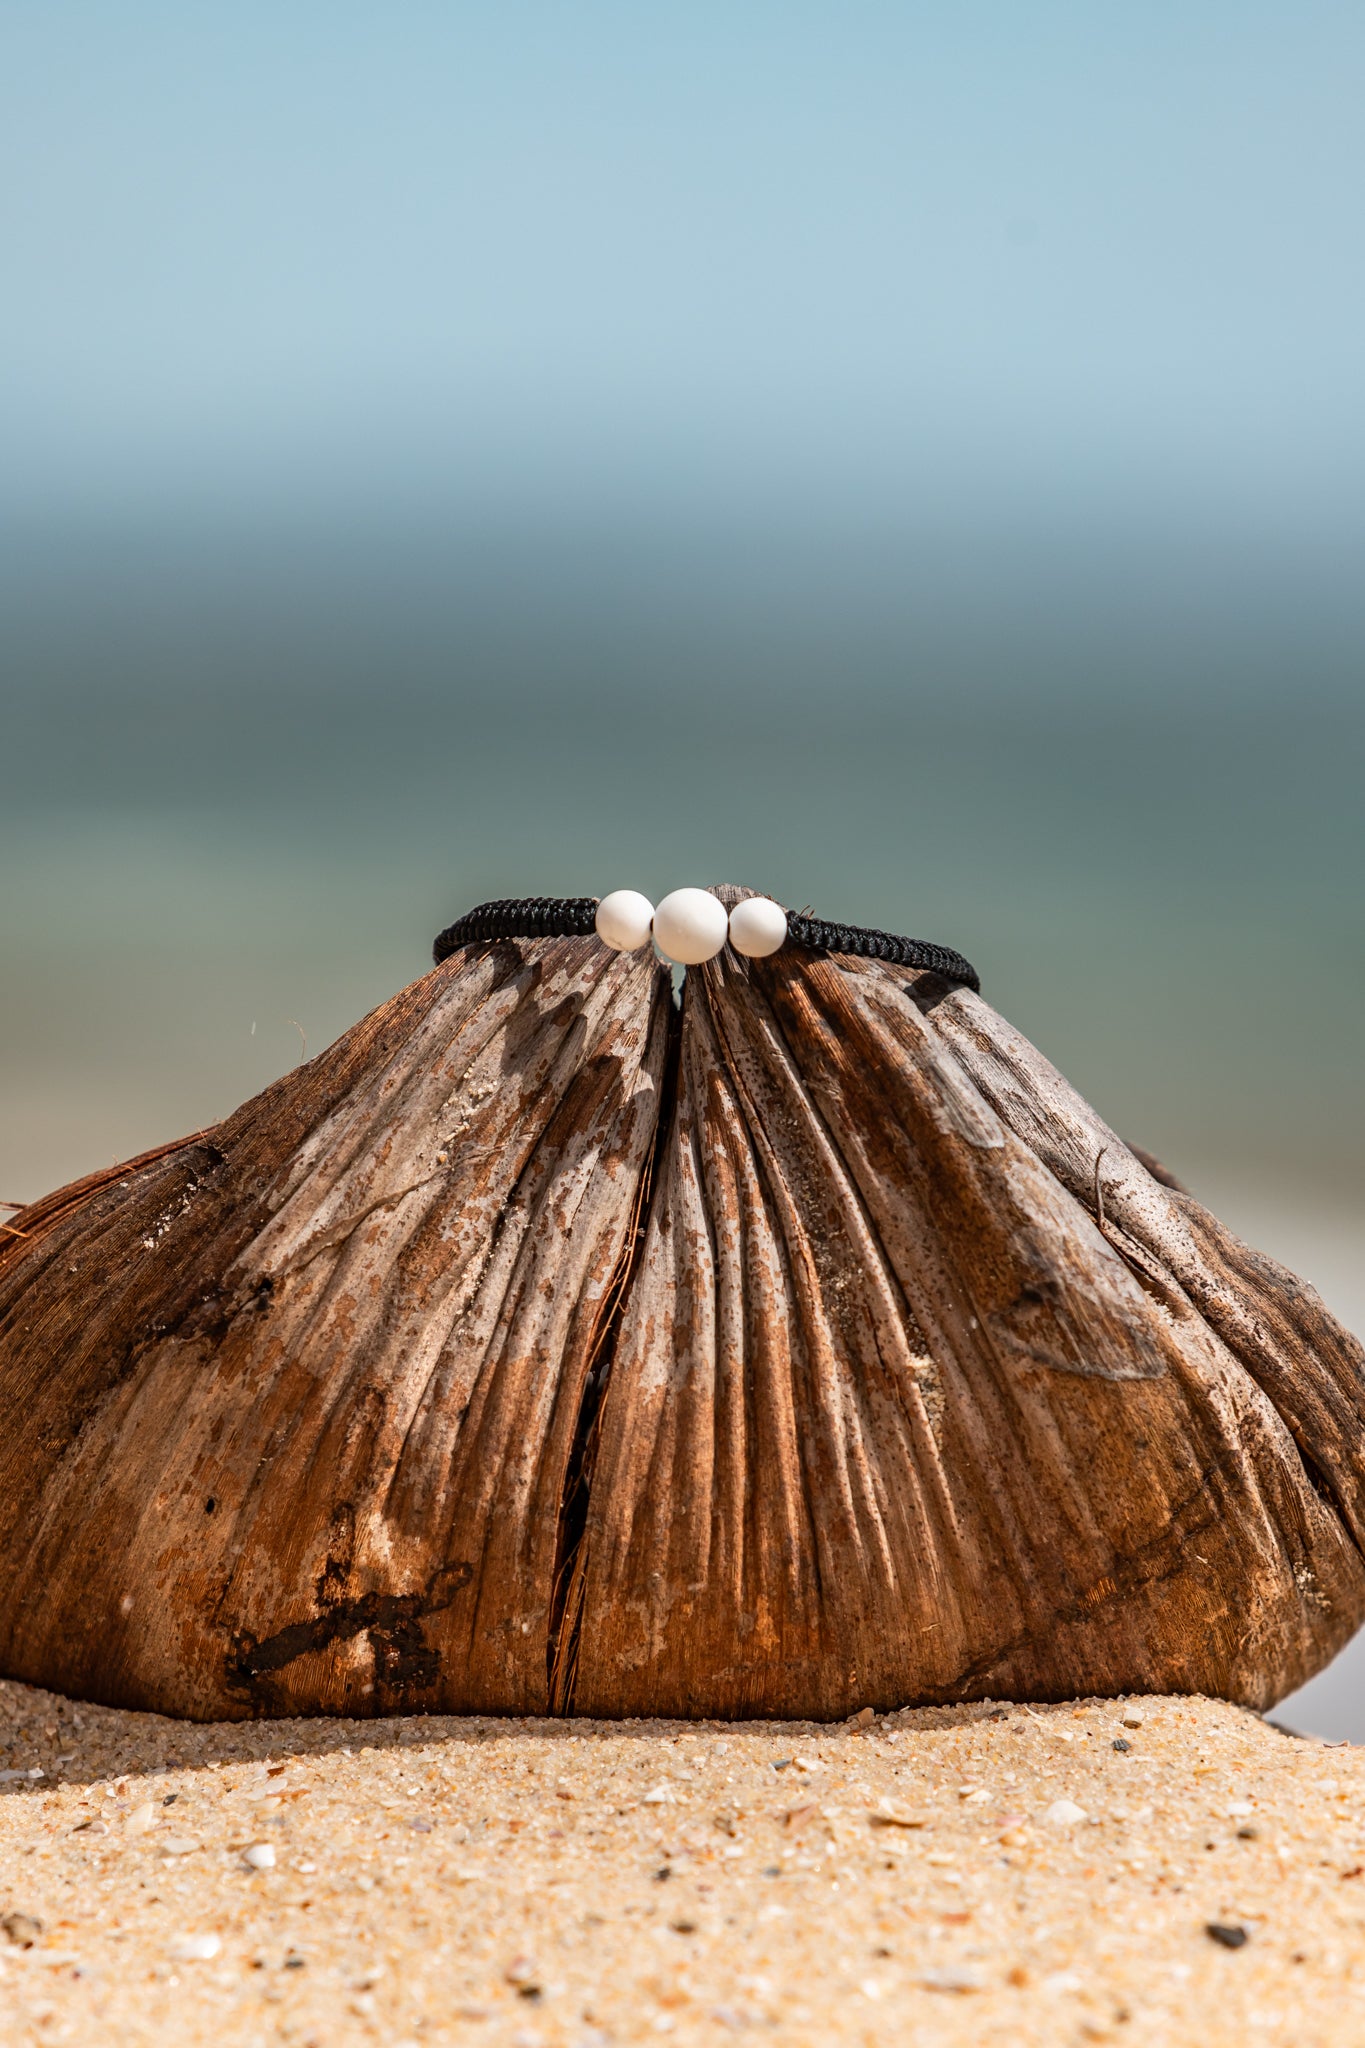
[595,889,656,952]
[652,887,729,966]
[728,896,788,959]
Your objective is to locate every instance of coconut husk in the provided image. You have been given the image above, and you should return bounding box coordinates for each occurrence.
[1,892,1361,1721]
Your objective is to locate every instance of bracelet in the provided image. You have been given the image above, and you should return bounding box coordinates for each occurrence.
[433,889,980,991]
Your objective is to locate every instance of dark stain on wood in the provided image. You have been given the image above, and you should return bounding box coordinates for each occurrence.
[231,1558,474,1701]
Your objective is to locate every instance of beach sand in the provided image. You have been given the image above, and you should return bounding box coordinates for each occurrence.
[1,1682,1362,2045]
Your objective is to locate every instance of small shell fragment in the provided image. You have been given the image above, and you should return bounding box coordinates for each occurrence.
[868,1805,928,1829]
[168,1934,221,1961]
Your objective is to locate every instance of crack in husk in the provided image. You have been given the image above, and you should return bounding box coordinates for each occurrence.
[546,995,682,1713]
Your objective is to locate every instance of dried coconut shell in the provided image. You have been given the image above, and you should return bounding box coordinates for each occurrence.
[0,891,1361,1721]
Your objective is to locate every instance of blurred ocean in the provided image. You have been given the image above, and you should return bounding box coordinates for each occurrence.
[4,490,1362,1201]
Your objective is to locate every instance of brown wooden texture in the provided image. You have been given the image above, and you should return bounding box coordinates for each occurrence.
[566,946,1365,1716]
[2,900,1362,1721]
[0,939,671,1718]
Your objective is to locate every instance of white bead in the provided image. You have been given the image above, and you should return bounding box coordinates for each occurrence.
[728,896,787,958]
[595,889,655,952]
[652,887,729,966]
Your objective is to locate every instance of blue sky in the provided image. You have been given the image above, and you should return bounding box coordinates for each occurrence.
[5,2,1363,525]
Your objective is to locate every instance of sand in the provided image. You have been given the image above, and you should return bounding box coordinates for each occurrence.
[1,1681,1362,2046]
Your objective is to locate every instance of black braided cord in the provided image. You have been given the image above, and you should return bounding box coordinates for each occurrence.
[434,898,599,957]
[783,915,979,991]
[434,896,979,992]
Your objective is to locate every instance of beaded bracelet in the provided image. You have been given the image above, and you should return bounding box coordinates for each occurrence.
[434,889,980,992]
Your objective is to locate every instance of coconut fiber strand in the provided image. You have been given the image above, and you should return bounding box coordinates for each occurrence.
[1,892,1362,1723]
